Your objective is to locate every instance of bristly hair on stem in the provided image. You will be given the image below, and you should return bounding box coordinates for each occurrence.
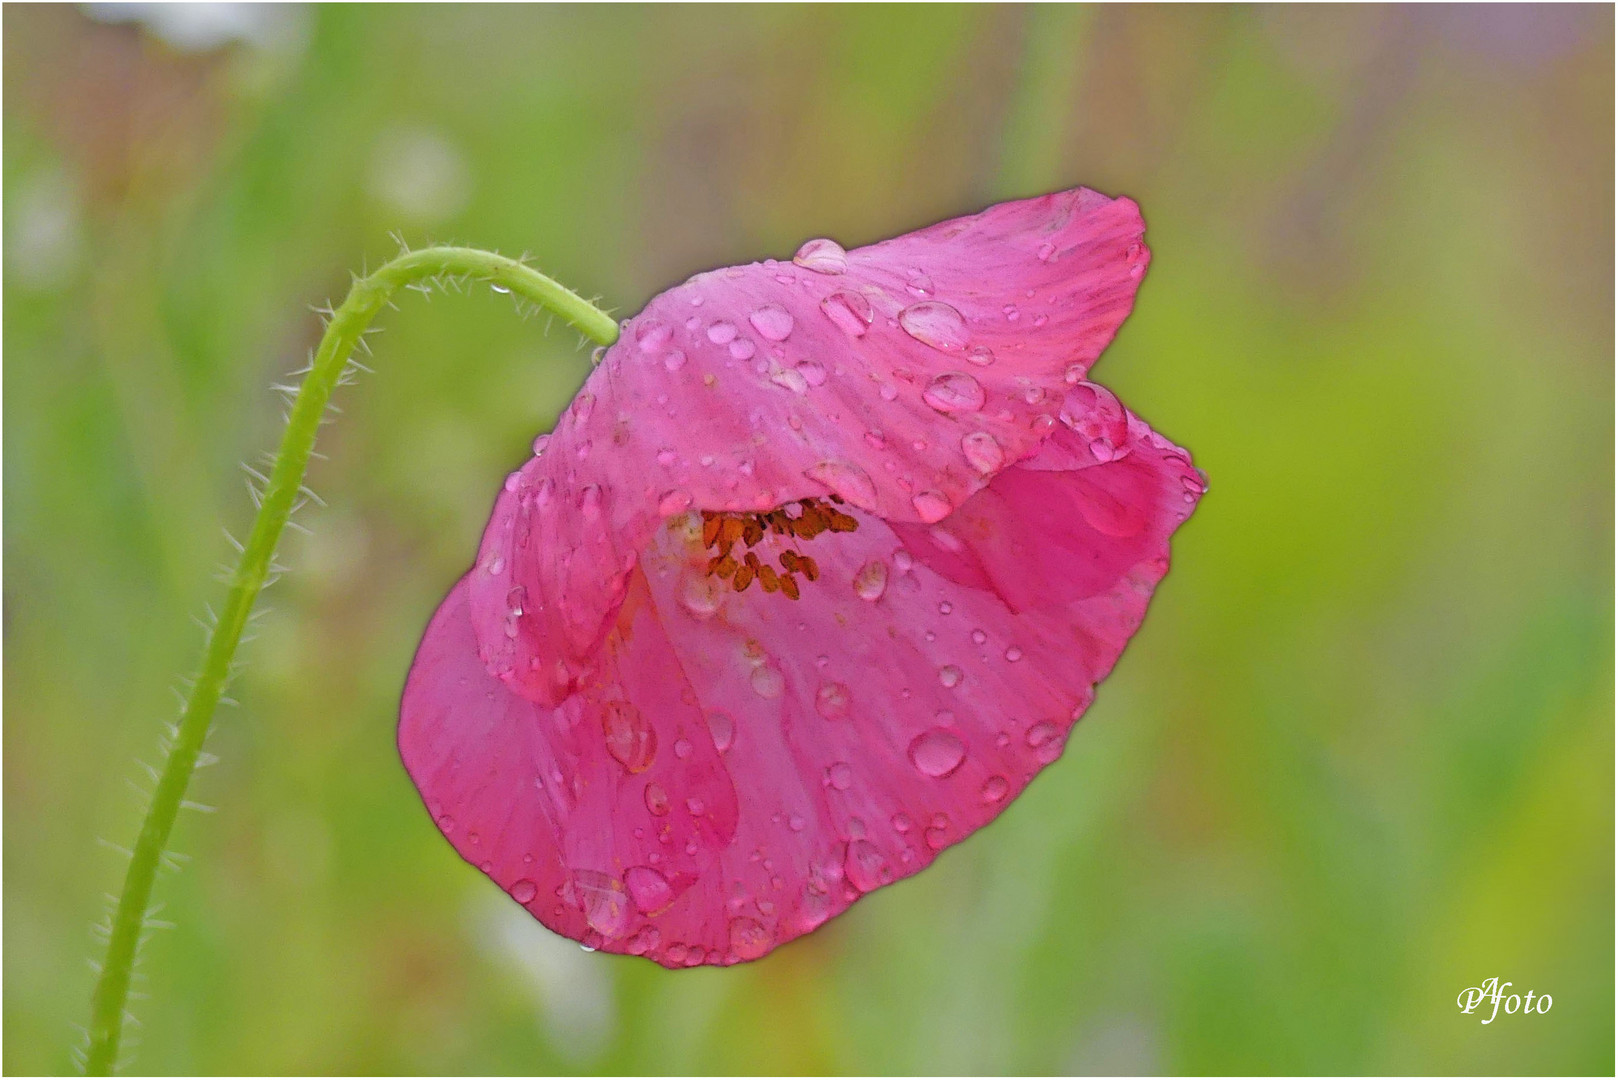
[82,246,618,1075]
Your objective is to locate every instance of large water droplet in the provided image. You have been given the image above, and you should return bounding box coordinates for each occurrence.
[729,916,772,961]
[912,491,952,523]
[961,431,1004,474]
[804,460,878,510]
[852,559,888,601]
[816,682,851,720]
[843,839,892,893]
[751,665,784,699]
[820,290,873,337]
[644,781,670,816]
[706,321,739,345]
[573,870,633,938]
[1062,381,1129,460]
[899,301,968,351]
[707,710,734,752]
[749,304,794,341]
[511,879,538,904]
[908,729,966,778]
[602,701,656,772]
[636,320,673,354]
[794,237,847,274]
[1025,721,1064,763]
[922,371,985,414]
[626,865,673,913]
[682,574,721,618]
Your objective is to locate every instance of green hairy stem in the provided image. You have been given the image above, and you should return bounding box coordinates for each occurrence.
[84,248,618,1075]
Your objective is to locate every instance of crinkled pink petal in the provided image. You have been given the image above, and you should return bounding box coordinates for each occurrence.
[401,187,1203,966]
[469,188,1149,703]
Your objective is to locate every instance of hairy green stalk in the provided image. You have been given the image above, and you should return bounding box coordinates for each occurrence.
[84,248,618,1074]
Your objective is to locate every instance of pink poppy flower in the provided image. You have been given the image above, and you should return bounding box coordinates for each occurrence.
[399,187,1203,966]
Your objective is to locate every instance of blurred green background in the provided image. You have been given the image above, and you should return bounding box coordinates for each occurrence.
[5,4,1612,1074]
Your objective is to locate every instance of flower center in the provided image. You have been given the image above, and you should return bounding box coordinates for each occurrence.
[700,496,858,600]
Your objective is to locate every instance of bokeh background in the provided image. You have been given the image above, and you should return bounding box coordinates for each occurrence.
[5,4,1612,1074]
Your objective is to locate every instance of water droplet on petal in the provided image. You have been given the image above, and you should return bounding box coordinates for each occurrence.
[912,490,952,523]
[961,431,1004,474]
[682,574,721,618]
[966,344,995,366]
[843,839,892,892]
[908,729,966,778]
[852,560,888,601]
[827,761,854,790]
[922,371,985,414]
[938,664,963,688]
[644,781,670,816]
[891,812,913,833]
[805,460,878,510]
[707,710,734,752]
[626,866,673,913]
[1062,381,1129,458]
[749,304,794,341]
[511,879,538,904]
[899,301,968,351]
[658,489,693,515]
[971,628,987,645]
[532,434,551,456]
[905,269,934,296]
[571,392,596,424]
[820,290,873,337]
[1004,646,1023,662]
[981,775,1010,803]
[674,737,693,759]
[751,665,784,699]
[602,701,656,772]
[574,870,633,938]
[706,321,738,344]
[796,359,827,386]
[794,237,847,274]
[815,682,851,720]
[728,337,756,361]
[770,367,808,394]
[636,320,673,353]
[1025,721,1064,763]
[729,916,772,960]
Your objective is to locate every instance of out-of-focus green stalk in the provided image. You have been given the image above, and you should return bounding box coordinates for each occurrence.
[84,248,618,1075]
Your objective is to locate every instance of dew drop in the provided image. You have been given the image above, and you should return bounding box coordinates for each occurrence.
[1004,646,1023,662]
[573,870,633,938]
[922,371,985,413]
[664,348,688,372]
[571,392,596,424]
[891,812,913,833]
[843,839,892,893]
[511,879,538,904]
[770,366,808,394]
[981,775,1010,803]
[966,344,995,366]
[815,682,851,720]
[794,237,847,274]
[938,664,963,688]
[674,737,693,760]
[827,761,854,791]
[750,665,784,699]
[636,320,673,353]
[852,559,888,601]
[707,710,735,752]
[602,701,657,772]
[681,574,721,618]
[805,460,878,510]
[820,290,873,337]
[898,301,968,351]
[908,729,966,778]
[728,337,756,361]
[658,489,693,515]
[961,431,1005,474]
[912,490,952,523]
[729,916,772,960]
[644,781,670,816]
[971,628,987,645]
[796,358,827,386]
[749,304,795,341]
[1025,721,1065,763]
[706,321,738,345]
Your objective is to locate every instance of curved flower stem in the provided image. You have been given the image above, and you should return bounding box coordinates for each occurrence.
[84,248,618,1075]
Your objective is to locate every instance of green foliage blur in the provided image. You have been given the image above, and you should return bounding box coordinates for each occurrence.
[4,5,1612,1074]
